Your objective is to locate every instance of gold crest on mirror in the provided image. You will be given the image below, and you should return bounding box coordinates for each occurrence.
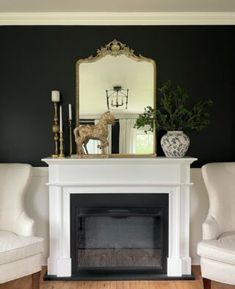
[75,39,156,157]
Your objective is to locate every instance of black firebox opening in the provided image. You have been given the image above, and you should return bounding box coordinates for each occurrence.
[70,194,168,278]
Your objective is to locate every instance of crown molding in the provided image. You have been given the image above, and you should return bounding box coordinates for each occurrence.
[0,12,234,25]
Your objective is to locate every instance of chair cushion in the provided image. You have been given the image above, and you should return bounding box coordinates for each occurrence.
[0,230,43,265]
[198,231,235,265]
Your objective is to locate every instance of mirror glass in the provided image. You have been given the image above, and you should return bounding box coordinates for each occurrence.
[76,40,156,156]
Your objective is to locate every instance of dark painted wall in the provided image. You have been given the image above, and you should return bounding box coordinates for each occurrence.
[0,26,234,167]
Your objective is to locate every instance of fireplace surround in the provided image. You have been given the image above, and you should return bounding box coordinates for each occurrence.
[42,157,196,280]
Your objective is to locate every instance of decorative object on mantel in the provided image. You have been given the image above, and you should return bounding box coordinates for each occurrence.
[51,90,60,158]
[135,81,213,157]
[59,105,65,158]
[161,131,190,157]
[74,111,115,156]
[68,104,73,156]
[76,39,156,157]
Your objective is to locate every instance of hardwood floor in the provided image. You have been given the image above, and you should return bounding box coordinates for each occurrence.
[0,267,235,289]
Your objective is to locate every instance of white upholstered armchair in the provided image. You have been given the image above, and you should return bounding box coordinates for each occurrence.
[197,163,235,288]
[0,164,44,288]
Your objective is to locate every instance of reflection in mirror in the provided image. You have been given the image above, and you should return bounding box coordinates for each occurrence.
[76,40,156,156]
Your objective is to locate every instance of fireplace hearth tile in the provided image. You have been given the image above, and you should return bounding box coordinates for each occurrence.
[44,271,195,281]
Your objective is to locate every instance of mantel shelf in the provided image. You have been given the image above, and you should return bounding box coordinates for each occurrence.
[42,156,197,166]
[46,181,194,187]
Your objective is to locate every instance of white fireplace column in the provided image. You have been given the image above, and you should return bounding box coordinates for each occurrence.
[42,157,196,277]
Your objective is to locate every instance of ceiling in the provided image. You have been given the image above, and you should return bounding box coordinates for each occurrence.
[0,0,235,12]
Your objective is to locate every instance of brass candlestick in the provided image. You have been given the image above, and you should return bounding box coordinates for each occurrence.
[69,120,72,156]
[59,131,65,158]
[52,102,60,158]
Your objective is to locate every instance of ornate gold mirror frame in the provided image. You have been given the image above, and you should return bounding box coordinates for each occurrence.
[76,40,157,157]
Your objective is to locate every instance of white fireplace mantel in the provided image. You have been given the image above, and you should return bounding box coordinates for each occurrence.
[42,157,197,277]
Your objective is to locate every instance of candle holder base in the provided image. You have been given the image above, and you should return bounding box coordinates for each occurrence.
[52,154,59,158]
[69,119,73,156]
[52,102,60,157]
[59,131,65,158]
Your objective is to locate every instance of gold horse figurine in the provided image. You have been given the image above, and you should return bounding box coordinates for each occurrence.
[74,111,115,155]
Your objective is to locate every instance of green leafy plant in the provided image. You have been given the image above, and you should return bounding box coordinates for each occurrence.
[135,81,213,132]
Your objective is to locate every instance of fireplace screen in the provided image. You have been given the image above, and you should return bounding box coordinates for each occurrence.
[71,194,168,276]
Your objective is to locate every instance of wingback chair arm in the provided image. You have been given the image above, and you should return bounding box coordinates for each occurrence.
[202,215,219,240]
[14,212,35,236]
